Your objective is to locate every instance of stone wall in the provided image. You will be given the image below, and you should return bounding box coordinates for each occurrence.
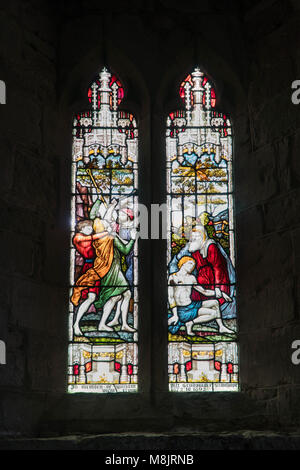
[236,0,300,429]
[1,0,300,442]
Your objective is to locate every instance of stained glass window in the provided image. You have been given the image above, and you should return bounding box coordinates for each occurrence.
[166,68,238,392]
[68,67,138,393]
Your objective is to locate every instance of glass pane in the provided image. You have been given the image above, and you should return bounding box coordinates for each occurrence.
[167,68,238,392]
[68,68,138,393]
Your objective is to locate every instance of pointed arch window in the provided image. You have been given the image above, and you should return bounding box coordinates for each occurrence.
[166,68,238,392]
[68,67,139,393]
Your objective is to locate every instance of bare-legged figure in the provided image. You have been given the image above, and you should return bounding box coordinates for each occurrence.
[74,292,97,336]
[98,290,135,332]
[119,290,135,332]
[185,299,233,335]
[106,300,121,327]
[168,256,234,335]
[98,294,122,331]
[71,219,107,336]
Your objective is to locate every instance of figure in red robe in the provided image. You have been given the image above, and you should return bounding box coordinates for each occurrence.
[72,219,109,336]
[169,225,235,319]
[190,238,230,305]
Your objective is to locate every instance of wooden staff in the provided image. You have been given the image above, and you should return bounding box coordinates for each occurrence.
[86,167,108,208]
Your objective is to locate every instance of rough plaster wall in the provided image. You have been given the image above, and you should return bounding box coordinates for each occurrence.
[0,0,300,442]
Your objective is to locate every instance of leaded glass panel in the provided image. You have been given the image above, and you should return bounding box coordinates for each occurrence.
[167,68,238,392]
[68,68,138,393]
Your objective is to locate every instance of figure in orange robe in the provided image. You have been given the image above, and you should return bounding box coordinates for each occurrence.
[71,218,113,307]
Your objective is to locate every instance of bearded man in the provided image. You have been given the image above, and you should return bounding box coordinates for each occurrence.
[169,224,236,321]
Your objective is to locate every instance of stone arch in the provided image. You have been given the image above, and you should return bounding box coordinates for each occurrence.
[150,39,247,394]
[154,38,247,122]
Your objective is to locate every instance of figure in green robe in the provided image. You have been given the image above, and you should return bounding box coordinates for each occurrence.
[96,232,136,333]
